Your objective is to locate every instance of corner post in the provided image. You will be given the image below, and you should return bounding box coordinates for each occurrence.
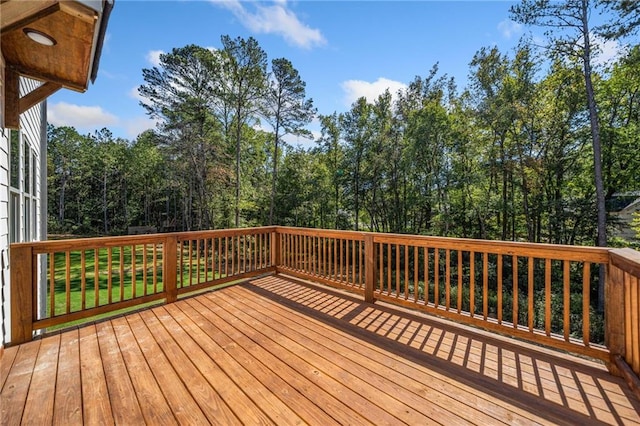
[164,235,178,304]
[10,245,34,344]
[364,233,376,303]
[271,228,281,272]
[606,261,625,376]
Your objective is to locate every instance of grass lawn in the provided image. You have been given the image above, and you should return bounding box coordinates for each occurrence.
[45,245,225,319]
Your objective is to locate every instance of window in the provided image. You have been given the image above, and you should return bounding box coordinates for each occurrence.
[24,197,31,241]
[9,193,19,243]
[8,131,40,243]
[24,141,30,194]
[32,152,37,195]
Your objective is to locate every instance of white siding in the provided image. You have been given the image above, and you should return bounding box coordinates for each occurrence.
[1,77,46,346]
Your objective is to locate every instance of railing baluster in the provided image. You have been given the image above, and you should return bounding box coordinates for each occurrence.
[66,251,71,314]
[528,257,534,332]
[404,245,409,300]
[457,250,463,314]
[119,247,124,302]
[352,239,357,286]
[395,244,400,298]
[497,254,503,324]
[132,245,137,299]
[143,244,148,296]
[470,251,475,318]
[424,247,429,304]
[513,255,518,329]
[563,260,570,341]
[387,243,391,295]
[49,253,55,316]
[153,243,158,294]
[435,248,440,308]
[414,246,419,303]
[482,252,487,319]
[583,262,590,346]
[445,249,450,311]
[107,247,113,304]
[545,258,551,336]
[81,251,86,311]
[94,249,99,307]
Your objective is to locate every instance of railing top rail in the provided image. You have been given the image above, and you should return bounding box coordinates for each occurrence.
[610,248,640,276]
[371,232,610,263]
[275,226,367,240]
[10,225,615,263]
[11,226,278,254]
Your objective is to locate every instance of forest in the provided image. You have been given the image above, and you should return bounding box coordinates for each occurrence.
[47,1,640,250]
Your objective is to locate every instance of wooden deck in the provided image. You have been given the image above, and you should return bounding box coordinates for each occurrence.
[2,275,639,425]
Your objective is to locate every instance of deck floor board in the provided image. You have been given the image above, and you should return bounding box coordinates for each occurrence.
[2,274,639,425]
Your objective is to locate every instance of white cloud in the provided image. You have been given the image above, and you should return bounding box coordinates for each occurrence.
[211,0,326,49]
[146,49,164,67]
[497,19,522,39]
[129,86,153,107]
[48,102,118,128]
[341,77,407,107]
[591,34,626,68]
[123,116,160,139]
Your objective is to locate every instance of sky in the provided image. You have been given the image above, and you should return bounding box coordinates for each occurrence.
[47,0,626,146]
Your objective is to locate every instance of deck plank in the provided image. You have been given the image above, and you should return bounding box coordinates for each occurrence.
[95,321,146,424]
[204,292,440,425]
[250,276,640,425]
[225,285,525,425]
[0,345,19,390]
[21,334,60,425]
[125,313,211,425]
[0,340,41,425]
[136,309,245,425]
[173,300,342,426]
[2,275,639,426]
[110,316,178,425]
[184,298,372,426]
[163,302,326,425]
[153,305,298,425]
[53,329,83,426]
[79,324,114,425]
[217,288,485,425]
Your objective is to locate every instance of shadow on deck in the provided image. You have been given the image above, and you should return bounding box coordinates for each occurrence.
[2,274,639,425]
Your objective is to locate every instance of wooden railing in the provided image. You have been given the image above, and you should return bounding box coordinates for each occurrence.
[276,227,610,361]
[8,226,640,390]
[10,227,275,343]
[277,228,366,294]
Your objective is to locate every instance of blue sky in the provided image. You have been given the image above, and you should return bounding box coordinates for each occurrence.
[47,0,624,145]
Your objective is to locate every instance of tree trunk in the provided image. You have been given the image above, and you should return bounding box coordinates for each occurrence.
[269,121,280,226]
[581,1,607,311]
[235,107,242,228]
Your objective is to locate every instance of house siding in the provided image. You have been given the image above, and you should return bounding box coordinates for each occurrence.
[1,77,46,346]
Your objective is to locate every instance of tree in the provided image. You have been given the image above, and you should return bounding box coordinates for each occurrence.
[341,97,372,231]
[264,58,315,225]
[317,113,344,229]
[139,45,229,230]
[601,0,640,38]
[510,0,608,309]
[220,35,268,227]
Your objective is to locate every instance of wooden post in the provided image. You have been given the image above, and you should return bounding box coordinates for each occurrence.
[271,229,281,271]
[10,245,34,344]
[164,235,178,304]
[364,234,376,304]
[5,66,19,129]
[606,262,625,376]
